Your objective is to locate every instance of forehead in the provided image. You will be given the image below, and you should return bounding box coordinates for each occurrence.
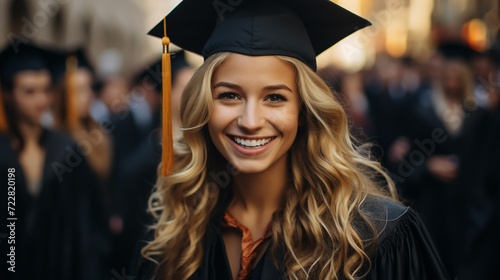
[212,53,296,89]
[13,70,51,86]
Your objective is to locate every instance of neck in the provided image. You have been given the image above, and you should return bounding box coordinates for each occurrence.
[443,89,462,104]
[17,120,43,143]
[230,155,288,217]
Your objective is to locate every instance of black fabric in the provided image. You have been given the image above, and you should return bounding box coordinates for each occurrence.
[396,99,497,278]
[0,129,109,280]
[134,195,449,280]
[133,51,190,93]
[49,48,94,83]
[113,126,162,274]
[0,42,56,83]
[148,0,371,71]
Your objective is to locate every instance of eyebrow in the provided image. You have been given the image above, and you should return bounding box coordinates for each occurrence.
[212,82,242,91]
[212,82,293,92]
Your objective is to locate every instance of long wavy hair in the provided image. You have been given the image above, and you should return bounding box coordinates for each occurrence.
[142,52,398,280]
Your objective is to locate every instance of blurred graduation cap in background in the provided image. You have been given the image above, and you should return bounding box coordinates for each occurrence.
[147,0,371,176]
[50,48,94,83]
[133,50,190,94]
[0,43,54,82]
[437,42,479,62]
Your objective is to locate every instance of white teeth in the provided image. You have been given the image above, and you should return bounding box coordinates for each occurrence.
[231,136,272,148]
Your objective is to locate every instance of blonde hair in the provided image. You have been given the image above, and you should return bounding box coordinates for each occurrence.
[142,52,398,280]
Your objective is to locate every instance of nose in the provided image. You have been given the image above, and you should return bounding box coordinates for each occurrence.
[238,100,265,132]
[35,90,50,109]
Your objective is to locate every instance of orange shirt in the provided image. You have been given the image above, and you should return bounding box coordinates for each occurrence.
[221,211,273,280]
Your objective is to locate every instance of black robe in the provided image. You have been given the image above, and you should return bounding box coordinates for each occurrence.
[0,129,109,280]
[133,194,449,280]
[395,99,497,278]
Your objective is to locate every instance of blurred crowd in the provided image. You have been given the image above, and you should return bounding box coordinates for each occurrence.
[319,42,500,279]
[1,35,499,280]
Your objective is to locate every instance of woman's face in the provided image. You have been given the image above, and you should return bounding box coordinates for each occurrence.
[12,70,52,125]
[208,53,300,174]
[442,62,465,98]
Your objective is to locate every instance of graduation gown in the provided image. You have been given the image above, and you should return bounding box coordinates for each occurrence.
[0,129,109,280]
[134,194,449,280]
[397,97,496,278]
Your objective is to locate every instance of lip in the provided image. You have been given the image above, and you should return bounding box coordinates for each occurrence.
[227,134,276,140]
[226,134,276,156]
[34,108,45,116]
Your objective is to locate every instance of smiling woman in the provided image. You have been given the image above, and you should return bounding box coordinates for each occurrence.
[135,1,450,280]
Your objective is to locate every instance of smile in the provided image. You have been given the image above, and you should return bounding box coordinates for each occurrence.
[229,135,275,149]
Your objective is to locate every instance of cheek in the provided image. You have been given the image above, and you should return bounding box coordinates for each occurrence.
[208,104,237,132]
[267,106,300,134]
[12,91,31,112]
[80,91,93,106]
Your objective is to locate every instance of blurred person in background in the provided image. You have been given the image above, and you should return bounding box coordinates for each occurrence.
[317,67,376,140]
[98,75,143,170]
[363,55,422,174]
[395,49,496,279]
[470,51,500,112]
[94,75,142,215]
[0,42,108,280]
[111,51,195,273]
[51,49,113,185]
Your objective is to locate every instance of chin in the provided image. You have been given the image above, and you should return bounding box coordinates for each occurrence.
[234,166,267,175]
[227,159,269,175]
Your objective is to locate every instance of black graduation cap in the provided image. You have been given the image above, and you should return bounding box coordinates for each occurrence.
[148,0,371,71]
[437,42,479,62]
[0,42,54,83]
[49,48,94,84]
[134,51,190,94]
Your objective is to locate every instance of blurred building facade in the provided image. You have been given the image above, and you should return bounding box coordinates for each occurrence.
[0,0,498,76]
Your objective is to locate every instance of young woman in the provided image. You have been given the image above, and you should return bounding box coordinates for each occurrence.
[136,0,449,279]
[51,50,112,184]
[0,43,109,280]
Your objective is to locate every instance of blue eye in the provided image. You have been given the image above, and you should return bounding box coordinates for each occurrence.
[266,94,287,102]
[217,92,239,100]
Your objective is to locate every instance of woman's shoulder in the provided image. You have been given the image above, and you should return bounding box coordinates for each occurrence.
[361,196,451,279]
[360,196,410,242]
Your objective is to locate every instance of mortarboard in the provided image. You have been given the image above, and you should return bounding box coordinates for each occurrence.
[134,50,190,94]
[0,43,55,134]
[437,42,479,62]
[50,48,94,83]
[0,43,53,82]
[147,0,371,176]
[149,0,371,71]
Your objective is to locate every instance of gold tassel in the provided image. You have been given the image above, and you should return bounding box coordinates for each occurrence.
[162,17,174,177]
[65,54,79,130]
[0,79,8,134]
